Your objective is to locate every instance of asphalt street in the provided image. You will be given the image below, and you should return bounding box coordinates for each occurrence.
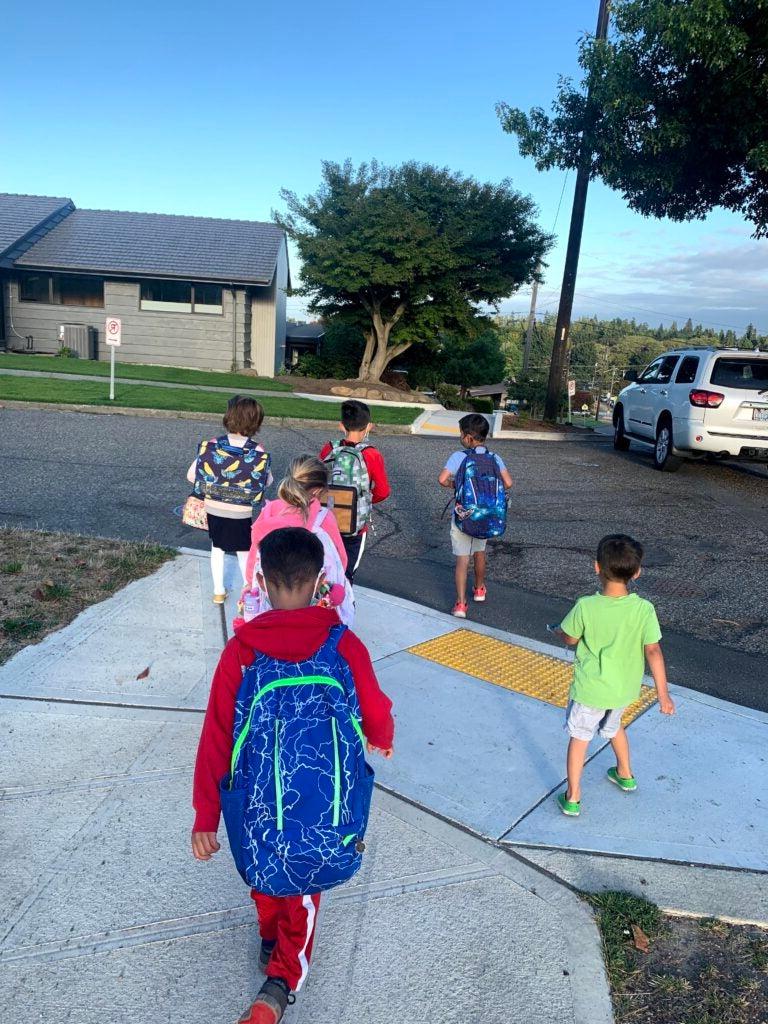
[2,406,766,709]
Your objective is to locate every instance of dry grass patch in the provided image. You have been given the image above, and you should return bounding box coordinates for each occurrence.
[590,891,768,1024]
[0,528,174,663]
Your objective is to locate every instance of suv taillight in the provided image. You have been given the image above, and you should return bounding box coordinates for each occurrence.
[689,389,724,408]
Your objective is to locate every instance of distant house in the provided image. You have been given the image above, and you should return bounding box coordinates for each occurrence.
[0,193,289,375]
[467,382,509,409]
[285,321,325,367]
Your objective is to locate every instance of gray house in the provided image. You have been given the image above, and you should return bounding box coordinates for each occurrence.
[0,193,289,375]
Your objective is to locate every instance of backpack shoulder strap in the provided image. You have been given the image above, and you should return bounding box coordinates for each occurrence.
[313,507,328,529]
[326,623,348,651]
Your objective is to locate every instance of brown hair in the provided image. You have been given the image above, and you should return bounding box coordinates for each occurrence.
[277,455,329,520]
[223,395,264,436]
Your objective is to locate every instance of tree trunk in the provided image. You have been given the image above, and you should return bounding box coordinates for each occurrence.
[358,330,376,380]
[357,306,412,382]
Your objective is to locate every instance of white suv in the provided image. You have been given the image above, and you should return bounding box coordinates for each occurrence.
[613,348,768,471]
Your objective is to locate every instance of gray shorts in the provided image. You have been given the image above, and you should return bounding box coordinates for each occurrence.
[565,700,625,741]
[450,522,487,557]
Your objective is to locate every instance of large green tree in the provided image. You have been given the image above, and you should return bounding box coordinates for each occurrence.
[276,161,550,382]
[497,0,768,235]
[443,330,507,396]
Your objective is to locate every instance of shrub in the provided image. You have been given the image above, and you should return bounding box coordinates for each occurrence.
[55,346,78,359]
[469,397,494,414]
[435,382,471,411]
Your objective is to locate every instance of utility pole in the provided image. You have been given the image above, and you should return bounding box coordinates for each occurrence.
[522,272,540,374]
[543,0,611,422]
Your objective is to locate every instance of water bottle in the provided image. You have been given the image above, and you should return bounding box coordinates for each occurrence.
[242,590,262,622]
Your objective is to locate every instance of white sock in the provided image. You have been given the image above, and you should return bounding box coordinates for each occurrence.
[210,546,226,594]
[236,550,249,585]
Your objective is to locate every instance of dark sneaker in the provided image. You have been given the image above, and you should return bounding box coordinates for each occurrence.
[259,939,276,970]
[238,978,294,1024]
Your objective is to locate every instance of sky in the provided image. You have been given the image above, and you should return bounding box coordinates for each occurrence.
[3,0,766,335]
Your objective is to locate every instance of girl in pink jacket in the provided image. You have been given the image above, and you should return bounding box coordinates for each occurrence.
[243,455,348,607]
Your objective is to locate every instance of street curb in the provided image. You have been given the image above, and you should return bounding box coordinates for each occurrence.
[0,399,415,434]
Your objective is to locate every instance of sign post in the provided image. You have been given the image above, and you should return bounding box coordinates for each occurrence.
[567,378,575,424]
[105,318,122,400]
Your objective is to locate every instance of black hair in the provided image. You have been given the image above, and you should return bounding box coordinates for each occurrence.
[260,527,324,590]
[596,534,644,583]
[458,413,489,442]
[341,399,371,431]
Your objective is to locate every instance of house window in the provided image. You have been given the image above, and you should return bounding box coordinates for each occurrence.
[19,273,103,306]
[52,275,104,307]
[192,283,223,314]
[139,281,223,314]
[140,280,192,313]
[19,273,51,303]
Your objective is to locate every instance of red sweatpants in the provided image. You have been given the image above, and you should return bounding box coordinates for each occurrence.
[250,889,322,992]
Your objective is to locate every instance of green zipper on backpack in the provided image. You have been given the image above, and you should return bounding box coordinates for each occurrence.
[230,676,347,782]
[274,718,284,831]
[331,718,341,827]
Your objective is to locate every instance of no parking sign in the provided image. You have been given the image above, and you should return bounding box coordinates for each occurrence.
[105,317,121,400]
[105,317,122,347]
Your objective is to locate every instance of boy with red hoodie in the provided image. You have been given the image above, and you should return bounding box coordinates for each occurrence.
[192,527,394,1024]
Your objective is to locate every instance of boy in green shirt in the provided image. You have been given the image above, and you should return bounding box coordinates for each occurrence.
[555,534,675,817]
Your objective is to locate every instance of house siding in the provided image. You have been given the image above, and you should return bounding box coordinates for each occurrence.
[250,276,277,377]
[4,278,262,372]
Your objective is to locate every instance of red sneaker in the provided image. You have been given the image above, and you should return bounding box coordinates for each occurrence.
[452,601,468,618]
[237,979,293,1024]
[473,586,487,603]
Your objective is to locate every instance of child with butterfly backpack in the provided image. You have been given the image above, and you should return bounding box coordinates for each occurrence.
[192,527,394,1024]
[438,413,513,618]
[242,456,354,624]
[319,400,390,582]
[186,396,271,604]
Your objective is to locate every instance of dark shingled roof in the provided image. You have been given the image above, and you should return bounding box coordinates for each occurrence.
[16,207,285,286]
[286,322,326,340]
[0,193,74,257]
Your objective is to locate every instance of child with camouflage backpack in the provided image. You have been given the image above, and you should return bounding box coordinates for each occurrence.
[319,400,390,582]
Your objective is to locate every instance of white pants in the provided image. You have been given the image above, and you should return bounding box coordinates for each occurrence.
[210,546,248,595]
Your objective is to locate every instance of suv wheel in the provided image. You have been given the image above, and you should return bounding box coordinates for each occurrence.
[653,419,681,472]
[613,409,630,451]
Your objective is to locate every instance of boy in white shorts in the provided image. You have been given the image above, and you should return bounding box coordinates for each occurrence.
[438,414,513,618]
[554,534,676,816]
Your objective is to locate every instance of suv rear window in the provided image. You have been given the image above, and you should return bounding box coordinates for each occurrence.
[710,358,768,390]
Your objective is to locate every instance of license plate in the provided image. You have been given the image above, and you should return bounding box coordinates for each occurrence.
[753,408,768,422]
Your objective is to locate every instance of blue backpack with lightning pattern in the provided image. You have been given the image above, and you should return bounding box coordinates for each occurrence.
[453,448,507,539]
[219,624,375,896]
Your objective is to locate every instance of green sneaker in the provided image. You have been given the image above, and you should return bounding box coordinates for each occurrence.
[607,767,637,792]
[557,793,581,817]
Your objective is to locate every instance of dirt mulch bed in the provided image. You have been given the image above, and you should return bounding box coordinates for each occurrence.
[501,415,587,432]
[0,528,174,664]
[591,891,768,1024]
[281,375,430,405]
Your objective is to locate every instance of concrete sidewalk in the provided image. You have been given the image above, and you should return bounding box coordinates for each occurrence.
[1,552,766,1022]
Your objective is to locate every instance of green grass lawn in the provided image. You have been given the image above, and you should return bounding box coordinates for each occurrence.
[0,352,292,391]
[0,375,421,425]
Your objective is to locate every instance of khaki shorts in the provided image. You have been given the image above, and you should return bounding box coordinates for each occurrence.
[450,522,487,557]
[565,700,625,741]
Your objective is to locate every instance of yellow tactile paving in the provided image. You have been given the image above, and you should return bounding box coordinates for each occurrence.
[408,629,656,726]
